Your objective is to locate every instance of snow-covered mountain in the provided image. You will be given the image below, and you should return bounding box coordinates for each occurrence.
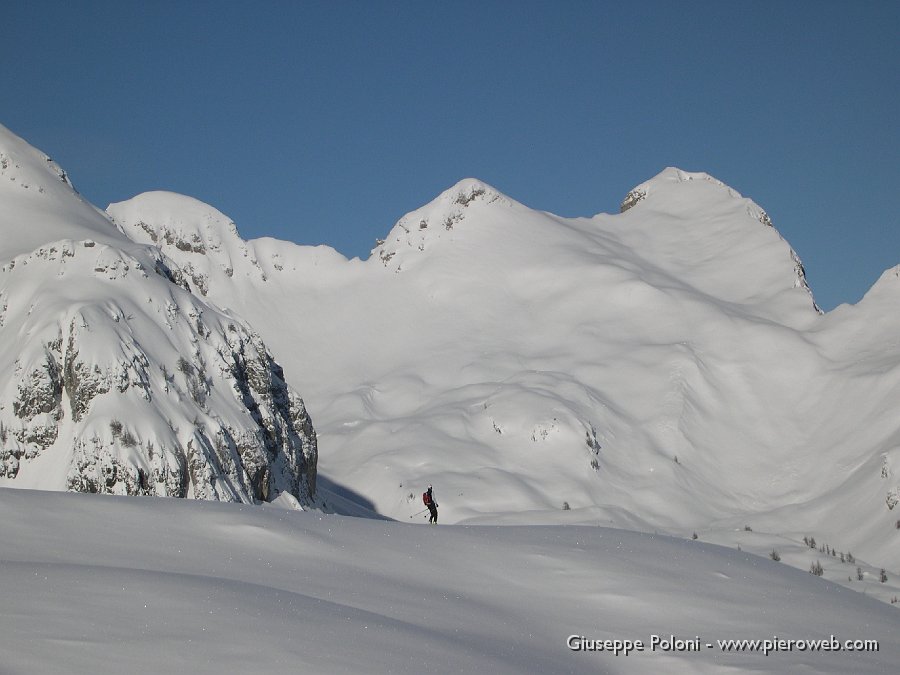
[0,124,317,507]
[3,122,900,583]
[105,161,900,578]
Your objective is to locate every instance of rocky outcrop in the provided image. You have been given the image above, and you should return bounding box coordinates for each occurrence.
[0,232,318,506]
[619,187,647,212]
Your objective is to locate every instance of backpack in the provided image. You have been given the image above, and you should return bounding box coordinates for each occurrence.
[423,491,433,506]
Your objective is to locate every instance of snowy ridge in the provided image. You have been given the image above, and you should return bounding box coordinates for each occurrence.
[0,123,122,258]
[107,191,361,301]
[860,264,900,306]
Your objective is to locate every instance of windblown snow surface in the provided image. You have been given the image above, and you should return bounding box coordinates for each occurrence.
[2,488,899,674]
[2,123,900,672]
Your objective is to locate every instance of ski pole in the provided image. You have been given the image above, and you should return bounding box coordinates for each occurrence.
[409,508,429,519]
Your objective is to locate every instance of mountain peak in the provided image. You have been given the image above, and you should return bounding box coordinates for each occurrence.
[616,167,818,313]
[107,191,242,251]
[107,191,253,295]
[371,178,517,270]
[620,167,765,220]
[438,178,511,206]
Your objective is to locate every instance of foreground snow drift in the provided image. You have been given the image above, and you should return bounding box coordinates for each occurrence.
[2,488,897,674]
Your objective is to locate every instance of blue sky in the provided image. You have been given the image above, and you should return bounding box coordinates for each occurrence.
[4,1,897,311]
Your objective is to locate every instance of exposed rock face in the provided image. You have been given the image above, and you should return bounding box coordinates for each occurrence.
[619,187,647,212]
[0,239,318,504]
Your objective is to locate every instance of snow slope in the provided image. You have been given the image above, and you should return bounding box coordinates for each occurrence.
[0,127,120,257]
[0,123,318,506]
[108,169,900,577]
[2,487,898,675]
